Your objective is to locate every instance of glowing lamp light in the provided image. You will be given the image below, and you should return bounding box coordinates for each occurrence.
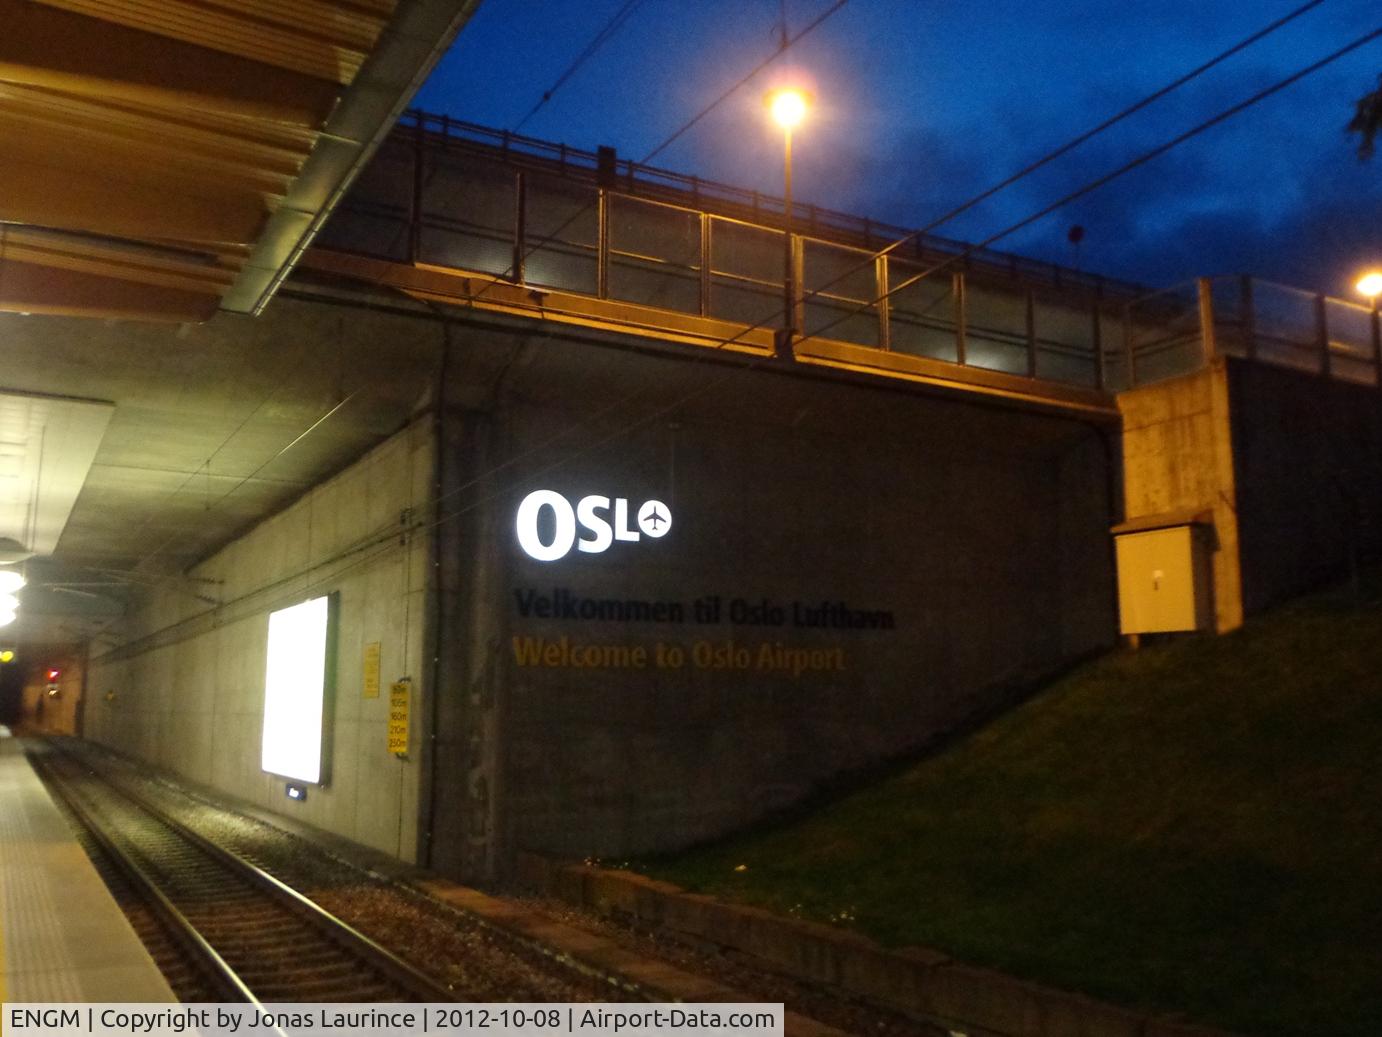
[0,612,15,628]
[0,570,25,594]
[1356,271,1382,300]
[766,88,810,130]
[46,668,61,682]
[0,651,13,663]
[0,594,18,613]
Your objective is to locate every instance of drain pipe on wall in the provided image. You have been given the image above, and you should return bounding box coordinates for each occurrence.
[419,303,452,869]
[1096,420,1125,646]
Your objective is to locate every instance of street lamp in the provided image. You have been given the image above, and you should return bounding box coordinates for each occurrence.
[768,89,808,133]
[1356,270,1382,306]
[766,87,810,357]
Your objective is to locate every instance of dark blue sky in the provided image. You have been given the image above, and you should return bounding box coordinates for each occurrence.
[416,1,1381,296]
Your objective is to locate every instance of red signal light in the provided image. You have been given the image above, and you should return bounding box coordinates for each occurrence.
[45,668,60,682]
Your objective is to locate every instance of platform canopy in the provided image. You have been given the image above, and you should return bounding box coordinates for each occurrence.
[0,0,480,322]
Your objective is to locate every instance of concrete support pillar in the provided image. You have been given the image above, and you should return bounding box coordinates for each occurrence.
[1116,360,1243,634]
[1205,360,1244,632]
[430,407,509,882]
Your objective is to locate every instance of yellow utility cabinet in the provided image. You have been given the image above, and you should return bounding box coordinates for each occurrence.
[1113,512,1213,634]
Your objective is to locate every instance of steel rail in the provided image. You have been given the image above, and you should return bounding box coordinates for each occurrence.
[36,744,456,1004]
[30,748,261,1005]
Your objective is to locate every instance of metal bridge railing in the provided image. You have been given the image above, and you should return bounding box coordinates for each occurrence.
[320,128,1136,393]
[392,110,1141,299]
[1116,277,1382,391]
[316,120,1380,398]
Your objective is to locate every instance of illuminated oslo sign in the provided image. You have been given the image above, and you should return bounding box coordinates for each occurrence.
[516,490,671,562]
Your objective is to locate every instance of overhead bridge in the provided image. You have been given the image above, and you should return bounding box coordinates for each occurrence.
[307,113,1382,418]
[305,112,1162,419]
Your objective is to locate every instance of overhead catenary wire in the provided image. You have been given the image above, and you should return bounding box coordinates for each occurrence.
[95,12,1380,634]
[125,281,455,581]
[850,0,1329,267]
[412,9,1373,526]
[110,8,1333,626]
[464,0,852,305]
[461,0,1303,311]
[94,532,405,662]
[131,388,365,574]
[600,0,1335,338]
[124,311,440,584]
[404,19,1382,537]
[802,20,1382,348]
[95,294,459,647]
[641,0,849,164]
[86,490,409,655]
[513,0,652,133]
[118,340,331,567]
[412,0,1333,511]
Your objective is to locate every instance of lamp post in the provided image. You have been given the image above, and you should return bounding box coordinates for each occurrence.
[766,87,809,358]
[1359,270,1382,378]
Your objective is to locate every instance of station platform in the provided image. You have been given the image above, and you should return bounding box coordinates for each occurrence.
[0,729,174,1003]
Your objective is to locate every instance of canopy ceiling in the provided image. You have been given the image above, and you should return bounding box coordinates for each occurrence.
[0,0,480,321]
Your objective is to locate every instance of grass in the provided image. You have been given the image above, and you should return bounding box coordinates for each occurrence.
[639,576,1382,1036]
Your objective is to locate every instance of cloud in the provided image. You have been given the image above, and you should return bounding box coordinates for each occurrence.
[419,0,1382,297]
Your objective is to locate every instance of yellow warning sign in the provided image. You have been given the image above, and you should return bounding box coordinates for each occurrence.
[363,641,381,698]
[387,679,410,755]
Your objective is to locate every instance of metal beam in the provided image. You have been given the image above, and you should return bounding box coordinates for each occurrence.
[0,118,295,197]
[25,0,380,85]
[0,260,219,322]
[302,249,1117,421]
[220,0,485,314]
[0,0,337,126]
[0,158,263,245]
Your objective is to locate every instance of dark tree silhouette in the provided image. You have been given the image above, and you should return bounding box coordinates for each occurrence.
[1349,74,1382,159]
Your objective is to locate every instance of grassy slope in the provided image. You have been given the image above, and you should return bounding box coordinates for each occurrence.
[641,580,1382,1037]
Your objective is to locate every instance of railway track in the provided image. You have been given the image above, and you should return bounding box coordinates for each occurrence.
[32,744,456,1004]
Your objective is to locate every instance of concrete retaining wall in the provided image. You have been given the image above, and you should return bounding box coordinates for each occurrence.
[1118,357,1382,627]
[84,421,433,861]
[1117,361,1242,632]
[521,857,1240,1037]
[1228,358,1382,613]
[429,332,1118,879]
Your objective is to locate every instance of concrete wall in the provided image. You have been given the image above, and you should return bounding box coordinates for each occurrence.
[85,421,433,861]
[429,331,1117,879]
[1228,359,1382,613]
[1118,357,1382,624]
[1117,361,1243,632]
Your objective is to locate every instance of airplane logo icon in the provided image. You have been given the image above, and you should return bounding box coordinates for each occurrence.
[637,499,672,538]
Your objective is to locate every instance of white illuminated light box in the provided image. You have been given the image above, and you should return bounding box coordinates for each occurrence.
[261,594,337,784]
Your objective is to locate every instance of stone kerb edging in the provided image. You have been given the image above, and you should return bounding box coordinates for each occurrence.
[516,855,1242,1037]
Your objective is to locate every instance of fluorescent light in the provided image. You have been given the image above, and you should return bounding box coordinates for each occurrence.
[0,594,18,612]
[0,612,16,628]
[0,571,24,594]
[261,596,332,784]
